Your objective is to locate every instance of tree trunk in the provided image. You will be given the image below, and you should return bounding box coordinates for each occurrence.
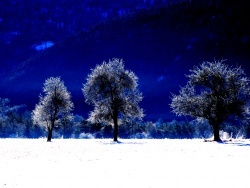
[113,112,118,142]
[47,119,55,142]
[212,123,222,142]
[47,129,53,142]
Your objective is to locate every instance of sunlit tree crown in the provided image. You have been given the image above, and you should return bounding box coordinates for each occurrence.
[83,58,144,125]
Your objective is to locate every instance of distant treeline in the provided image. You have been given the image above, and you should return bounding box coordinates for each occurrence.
[0,98,248,139]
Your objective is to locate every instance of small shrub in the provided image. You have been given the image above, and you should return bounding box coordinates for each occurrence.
[79,132,95,139]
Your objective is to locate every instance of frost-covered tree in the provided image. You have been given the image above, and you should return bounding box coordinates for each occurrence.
[0,98,12,124]
[170,60,250,141]
[82,58,144,141]
[32,77,74,142]
[0,98,24,121]
[0,98,25,137]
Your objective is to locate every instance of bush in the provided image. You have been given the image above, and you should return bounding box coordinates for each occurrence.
[79,132,95,139]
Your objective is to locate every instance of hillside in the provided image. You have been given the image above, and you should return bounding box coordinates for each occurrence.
[1,0,250,120]
[0,0,179,69]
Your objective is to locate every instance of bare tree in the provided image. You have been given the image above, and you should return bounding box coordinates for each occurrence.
[82,58,144,141]
[170,60,250,141]
[32,77,74,142]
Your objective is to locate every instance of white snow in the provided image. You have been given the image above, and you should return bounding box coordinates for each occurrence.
[33,41,54,51]
[0,139,250,188]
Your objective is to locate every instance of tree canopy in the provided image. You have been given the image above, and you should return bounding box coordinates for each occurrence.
[32,77,74,141]
[170,60,250,141]
[82,58,144,141]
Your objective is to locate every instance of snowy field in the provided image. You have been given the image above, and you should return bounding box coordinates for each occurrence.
[0,139,250,188]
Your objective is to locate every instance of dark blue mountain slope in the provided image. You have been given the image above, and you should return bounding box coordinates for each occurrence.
[1,0,249,120]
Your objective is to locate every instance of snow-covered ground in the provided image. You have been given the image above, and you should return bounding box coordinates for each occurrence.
[0,139,250,188]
